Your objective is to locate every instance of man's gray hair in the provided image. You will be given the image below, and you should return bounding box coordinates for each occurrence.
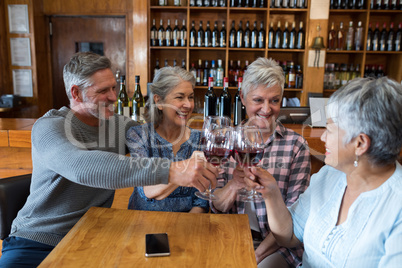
[241,57,285,98]
[63,52,112,99]
[145,66,196,126]
[327,77,402,166]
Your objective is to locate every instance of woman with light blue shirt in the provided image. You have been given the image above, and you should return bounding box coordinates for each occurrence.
[126,66,209,213]
[245,77,402,267]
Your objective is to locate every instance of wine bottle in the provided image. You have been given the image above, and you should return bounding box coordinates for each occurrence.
[159,0,167,5]
[379,23,387,51]
[117,75,130,118]
[173,19,180,47]
[181,19,187,47]
[296,21,305,49]
[337,22,345,50]
[383,0,390,9]
[390,0,397,9]
[366,23,373,50]
[196,59,203,86]
[395,23,402,51]
[204,77,217,117]
[205,21,212,47]
[231,0,238,7]
[251,21,258,49]
[274,0,281,8]
[216,59,224,87]
[328,22,337,50]
[268,21,274,48]
[345,21,354,51]
[274,21,282,49]
[220,21,227,47]
[282,21,289,49]
[198,21,205,47]
[219,77,232,118]
[181,59,186,69]
[212,21,219,48]
[190,21,197,47]
[150,19,157,47]
[244,0,250,7]
[229,21,236,48]
[228,60,236,86]
[209,60,217,83]
[287,62,296,88]
[164,58,169,67]
[158,19,165,46]
[258,21,266,48]
[174,0,181,6]
[282,0,289,8]
[347,0,355,9]
[282,61,289,88]
[233,77,245,126]
[154,58,160,78]
[354,21,363,50]
[204,0,211,7]
[356,0,364,8]
[196,0,203,6]
[165,19,173,47]
[203,60,209,86]
[289,0,295,8]
[237,21,244,48]
[190,62,197,79]
[296,0,304,8]
[295,65,303,89]
[376,65,385,78]
[244,21,251,48]
[289,21,297,49]
[132,75,145,123]
[212,0,218,6]
[190,0,196,6]
[374,0,381,9]
[219,0,226,6]
[173,58,177,67]
[333,0,339,9]
[234,60,242,86]
[340,0,347,8]
[372,22,380,51]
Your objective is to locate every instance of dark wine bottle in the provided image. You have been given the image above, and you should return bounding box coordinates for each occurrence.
[236,21,244,48]
[173,19,180,47]
[180,19,187,47]
[251,21,258,48]
[197,21,205,47]
[379,23,388,51]
[387,22,395,51]
[282,21,290,49]
[233,77,246,126]
[190,21,196,47]
[220,21,227,47]
[274,21,282,49]
[296,21,305,49]
[244,21,251,48]
[212,21,219,47]
[229,21,236,48]
[204,77,217,117]
[196,59,203,86]
[289,21,297,49]
[132,75,145,123]
[219,77,232,118]
[203,60,209,86]
[395,23,402,51]
[258,21,266,48]
[165,19,173,47]
[366,23,373,50]
[150,19,157,47]
[205,21,212,47]
[372,22,380,51]
[268,21,274,48]
[158,19,165,46]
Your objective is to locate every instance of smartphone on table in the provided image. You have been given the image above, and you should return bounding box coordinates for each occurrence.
[145,233,170,257]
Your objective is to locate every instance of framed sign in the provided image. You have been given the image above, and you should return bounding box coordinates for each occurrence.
[10,38,31,66]
[8,4,30,34]
[12,69,33,97]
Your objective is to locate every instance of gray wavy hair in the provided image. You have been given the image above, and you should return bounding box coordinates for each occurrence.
[327,77,402,166]
[241,57,285,98]
[63,52,112,100]
[145,66,196,126]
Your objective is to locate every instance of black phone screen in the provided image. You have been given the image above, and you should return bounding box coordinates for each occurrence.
[145,233,170,257]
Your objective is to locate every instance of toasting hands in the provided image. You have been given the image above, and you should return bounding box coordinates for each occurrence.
[168,151,219,193]
[243,167,279,199]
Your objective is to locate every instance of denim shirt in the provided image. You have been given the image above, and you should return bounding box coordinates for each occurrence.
[126,123,209,212]
[289,162,402,268]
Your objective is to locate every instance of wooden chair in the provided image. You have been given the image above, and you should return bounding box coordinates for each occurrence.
[0,174,31,240]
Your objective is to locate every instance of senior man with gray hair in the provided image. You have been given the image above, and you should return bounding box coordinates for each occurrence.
[0,52,218,267]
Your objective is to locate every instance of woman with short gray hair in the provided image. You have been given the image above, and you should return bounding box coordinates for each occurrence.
[126,66,208,213]
[249,76,402,267]
[212,57,310,268]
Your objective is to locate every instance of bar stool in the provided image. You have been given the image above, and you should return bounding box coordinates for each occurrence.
[0,174,31,240]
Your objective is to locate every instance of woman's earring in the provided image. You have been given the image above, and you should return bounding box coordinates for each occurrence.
[354,155,358,167]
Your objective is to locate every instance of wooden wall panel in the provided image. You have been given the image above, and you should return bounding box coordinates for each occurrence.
[0,0,11,96]
[43,0,128,15]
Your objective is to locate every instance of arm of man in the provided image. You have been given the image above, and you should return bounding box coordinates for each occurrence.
[255,232,281,264]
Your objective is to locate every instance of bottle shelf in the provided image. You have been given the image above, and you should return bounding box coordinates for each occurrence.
[268,8,309,13]
[326,50,365,53]
[365,51,402,54]
[369,9,402,14]
[189,7,228,10]
[268,48,305,52]
[329,9,368,13]
[151,46,187,49]
[150,6,188,10]
[228,7,269,11]
[189,47,227,50]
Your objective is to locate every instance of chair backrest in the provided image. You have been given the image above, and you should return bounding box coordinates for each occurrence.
[0,174,31,240]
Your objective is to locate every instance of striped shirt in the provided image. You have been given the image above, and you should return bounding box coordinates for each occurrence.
[213,121,311,267]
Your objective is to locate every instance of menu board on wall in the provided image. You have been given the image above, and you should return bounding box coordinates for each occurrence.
[12,69,33,97]
[8,4,30,34]
[10,38,31,66]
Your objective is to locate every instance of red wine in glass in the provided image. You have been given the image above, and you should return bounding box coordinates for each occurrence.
[204,148,233,166]
[234,149,264,167]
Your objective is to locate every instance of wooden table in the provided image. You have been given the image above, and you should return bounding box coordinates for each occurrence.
[39,207,257,267]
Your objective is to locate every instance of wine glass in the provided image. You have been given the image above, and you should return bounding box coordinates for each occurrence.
[233,125,265,202]
[195,116,233,201]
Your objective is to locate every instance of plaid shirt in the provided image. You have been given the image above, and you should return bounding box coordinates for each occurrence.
[212,121,311,267]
